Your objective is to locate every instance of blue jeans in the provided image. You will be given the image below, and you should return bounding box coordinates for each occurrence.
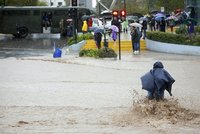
[134,42,139,51]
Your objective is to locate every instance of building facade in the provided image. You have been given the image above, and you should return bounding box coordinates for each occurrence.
[185,0,200,24]
[78,0,93,10]
[40,0,66,6]
[67,0,93,10]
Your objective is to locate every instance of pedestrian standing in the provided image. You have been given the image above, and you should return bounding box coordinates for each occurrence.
[188,21,195,40]
[112,30,117,46]
[168,19,175,33]
[160,17,166,32]
[149,18,156,31]
[130,26,141,55]
[122,20,128,33]
[142,20,147,39]
[94,32,102,49]
[82,20,88,34]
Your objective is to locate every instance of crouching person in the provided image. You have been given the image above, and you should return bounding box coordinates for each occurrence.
[141,61,175,100]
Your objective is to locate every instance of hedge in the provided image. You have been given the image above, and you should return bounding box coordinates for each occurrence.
[146,31,200,46]
[79,48,117,58]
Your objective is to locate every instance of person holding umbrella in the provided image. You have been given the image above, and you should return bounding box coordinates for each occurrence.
[94,28,104,49]
[149,17,156,31]
[130,26,141,55]
[142,20,147,39]
[160,17,166,32]
[188,21,195,40]
[109,25,119,46]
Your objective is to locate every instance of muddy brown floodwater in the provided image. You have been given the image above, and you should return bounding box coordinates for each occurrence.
[0,50,200,133]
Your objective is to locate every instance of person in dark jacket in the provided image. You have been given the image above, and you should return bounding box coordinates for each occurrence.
[188,21,195,38]
[130,26,141,54]
[149,18,156,31]
[160,17,166,32]
[142,20,147,39]
[141,61,175,100]
[94,32,102,49]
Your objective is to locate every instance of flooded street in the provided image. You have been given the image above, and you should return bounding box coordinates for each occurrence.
[0,35,66,58]
[0,37,200,133]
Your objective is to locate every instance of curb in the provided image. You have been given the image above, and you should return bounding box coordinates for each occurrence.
[146,39,200,56]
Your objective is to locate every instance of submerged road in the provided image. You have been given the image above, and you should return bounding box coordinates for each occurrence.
[0,36,200,133]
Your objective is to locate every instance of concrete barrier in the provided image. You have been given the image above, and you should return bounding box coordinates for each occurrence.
[63,40,86,55]
[146,39,200,56]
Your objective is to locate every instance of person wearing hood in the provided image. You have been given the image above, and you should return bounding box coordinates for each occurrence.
[141,61,175,100]
[82,20,88,34]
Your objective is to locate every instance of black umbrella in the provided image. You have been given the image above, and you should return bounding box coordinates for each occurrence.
[94,28,104,34]
[186,5,195,8]
[150,10,159,15]
[183,18,197,25]
[81,15,90,21]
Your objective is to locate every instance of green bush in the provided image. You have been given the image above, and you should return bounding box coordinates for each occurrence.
[146,31,200,46]
[175,24,188,35]
[79,48,117,58]
[79,49,99,58]
[192,36,200,46]
[67,33,94,46]
[98,48,117,58]
[195,26,200,34]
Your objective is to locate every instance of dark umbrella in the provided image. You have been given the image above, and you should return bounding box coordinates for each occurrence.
[155,16,166,21]
[81,15,90,21]
[140,71,155,93]
[183,18,197,25]
[186,5,195,8]
[151,10,159,15]
[94,28,104,34]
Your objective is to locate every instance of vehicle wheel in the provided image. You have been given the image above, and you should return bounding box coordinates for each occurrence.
[18,26,28,38]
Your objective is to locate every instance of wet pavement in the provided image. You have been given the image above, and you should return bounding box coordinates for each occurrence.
[0,32,132,59]
[0,35,67,58]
